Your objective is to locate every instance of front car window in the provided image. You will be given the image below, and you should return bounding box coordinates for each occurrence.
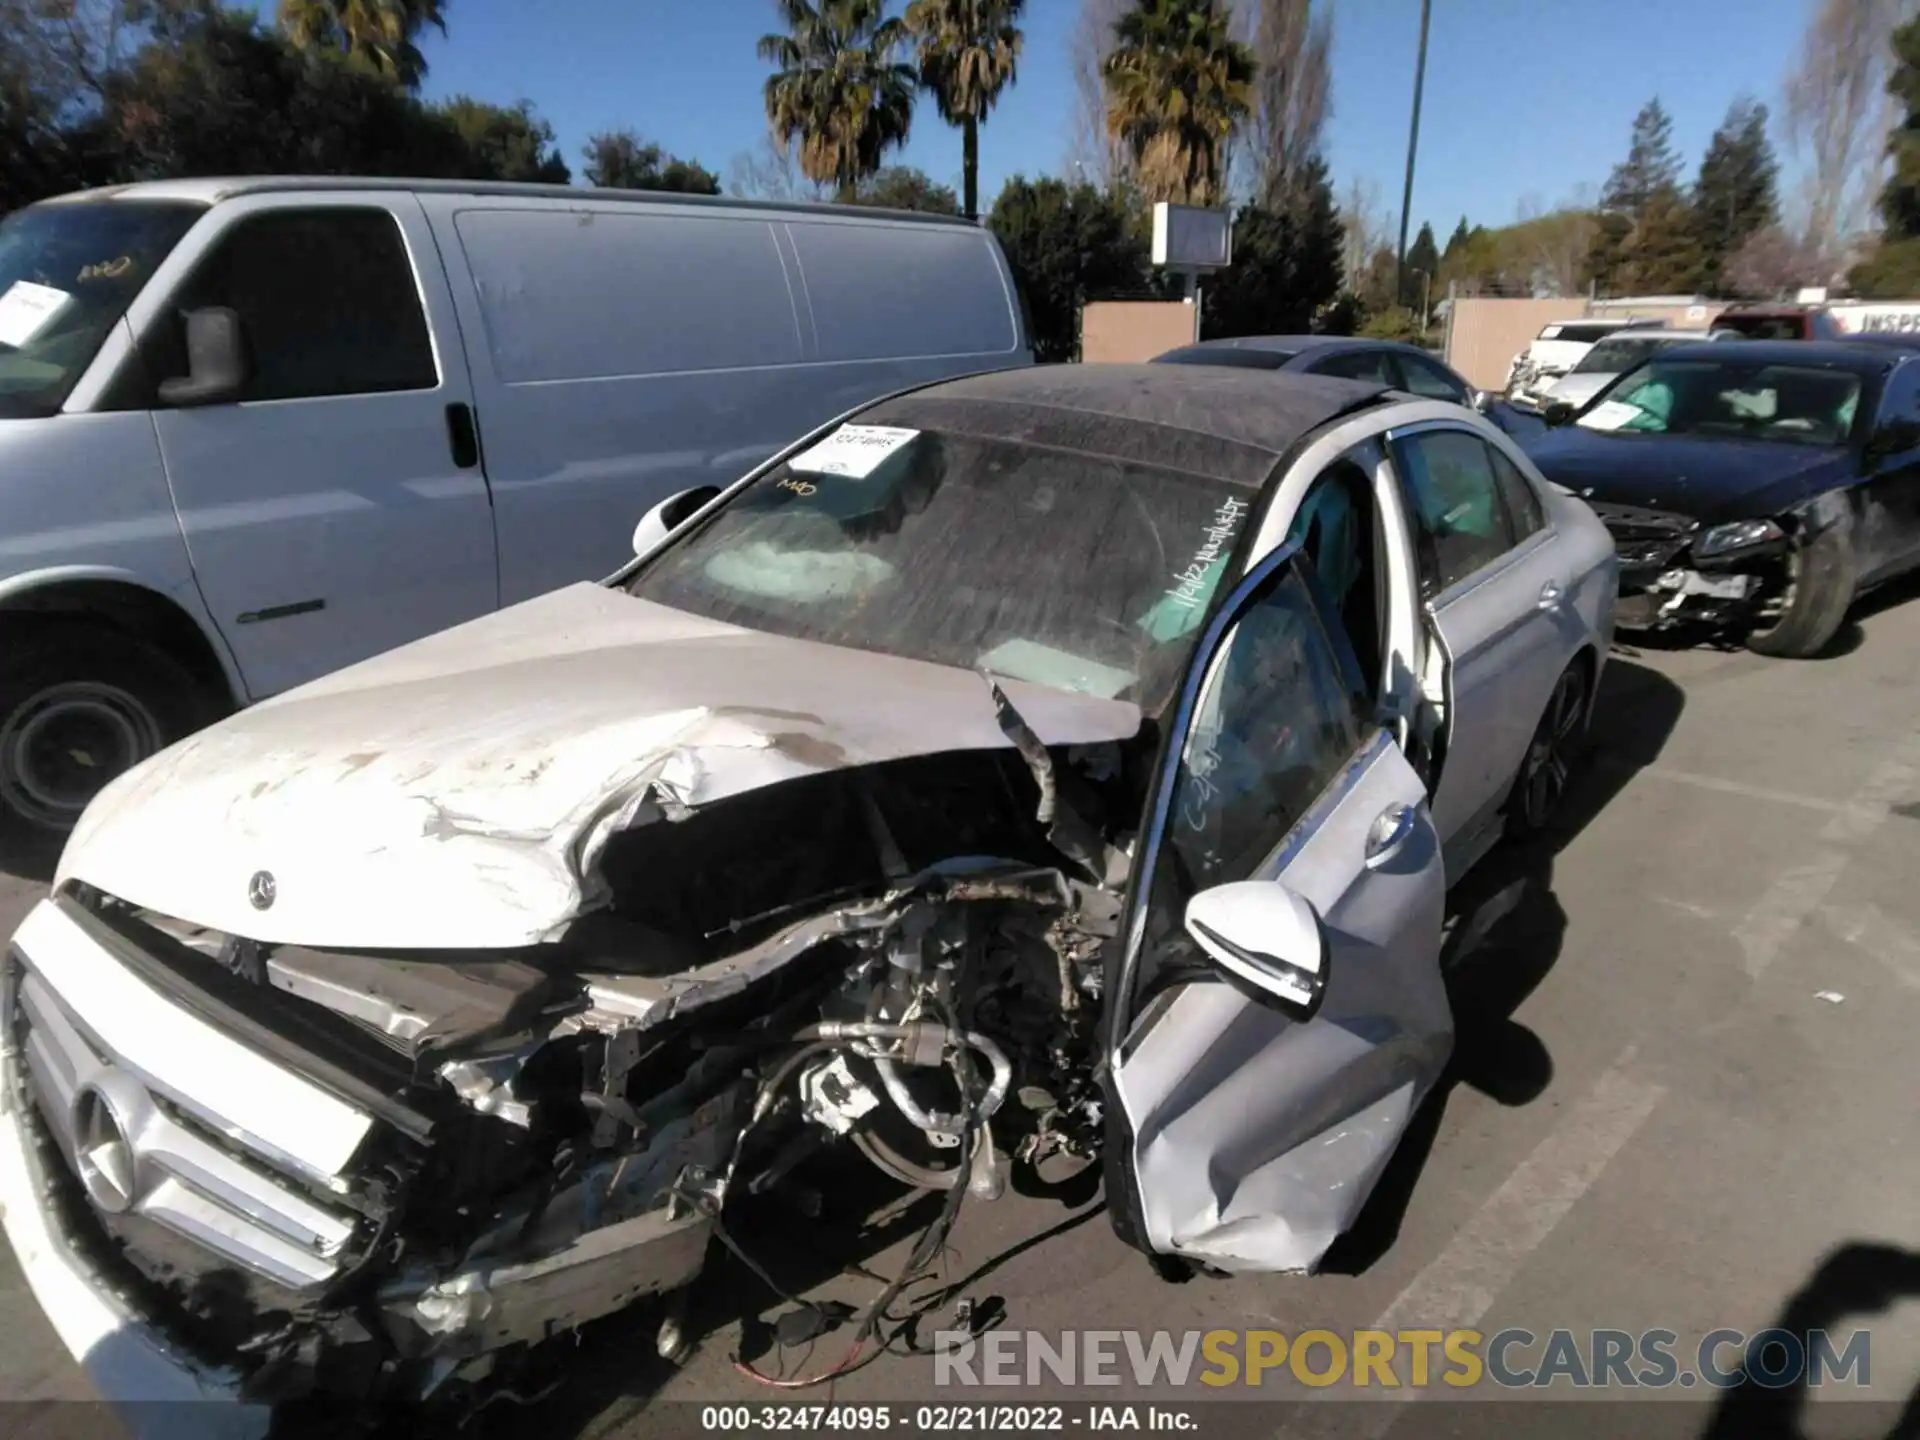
[0,201,201,419]
[166,208,437,402]
[627,426,1257,713]
[1714,313,1806,341]
[1577,359,1865,447]
[1165,561,1371,895]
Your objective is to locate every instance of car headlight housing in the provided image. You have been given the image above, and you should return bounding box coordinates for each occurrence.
[1693,518,1784,559]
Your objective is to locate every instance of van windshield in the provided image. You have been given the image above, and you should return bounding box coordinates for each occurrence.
[626,426,1253,712]
[0,201,202,419]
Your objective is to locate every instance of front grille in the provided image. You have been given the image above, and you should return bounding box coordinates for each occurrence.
[1589,501,1696,573]
[9,927,362,1293]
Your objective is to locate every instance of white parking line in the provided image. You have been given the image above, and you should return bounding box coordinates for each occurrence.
[1280,1050,1666,1438]
[1636,766,1877,819]
[1732,735,1920,980]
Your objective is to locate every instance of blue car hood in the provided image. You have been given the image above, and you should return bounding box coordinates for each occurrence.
[1522,428,1856,525]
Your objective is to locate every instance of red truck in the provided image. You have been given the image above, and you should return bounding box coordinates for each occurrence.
[1709,302,1847,339]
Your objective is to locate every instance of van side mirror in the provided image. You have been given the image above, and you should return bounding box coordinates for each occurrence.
[156,307,250,407]
[1183,881,1329,1024]
[1541,400,1576,428]
[631,485,721,558]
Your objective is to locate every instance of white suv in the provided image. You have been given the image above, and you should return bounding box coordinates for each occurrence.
[1506,317,1664,407]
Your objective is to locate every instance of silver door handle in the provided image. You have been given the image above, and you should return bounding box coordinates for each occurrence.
[1537,581,1565,611]
[1365,803,1418,869]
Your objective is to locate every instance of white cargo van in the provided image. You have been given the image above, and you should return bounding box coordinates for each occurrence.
[0,177,1031,845]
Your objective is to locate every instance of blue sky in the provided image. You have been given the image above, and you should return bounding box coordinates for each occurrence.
[410,0,1817,237]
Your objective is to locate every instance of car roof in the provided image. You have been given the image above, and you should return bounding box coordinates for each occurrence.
[1653,339,1898,373]
[31,175,972,228]
[865,364,1394,488]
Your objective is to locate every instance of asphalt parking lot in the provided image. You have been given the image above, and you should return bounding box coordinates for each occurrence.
[6,589,1920,1439]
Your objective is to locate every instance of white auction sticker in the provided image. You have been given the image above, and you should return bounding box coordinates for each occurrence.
[0,281,74,348]
[788,425,920,479]
[1578,399,1642,432]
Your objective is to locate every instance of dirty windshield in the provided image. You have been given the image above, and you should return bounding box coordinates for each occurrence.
[627,426,1255,711]
[0,201,201,418]
[1577,359,1864,446]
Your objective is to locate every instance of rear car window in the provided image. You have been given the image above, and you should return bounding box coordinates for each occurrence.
[1390,429,1519,593]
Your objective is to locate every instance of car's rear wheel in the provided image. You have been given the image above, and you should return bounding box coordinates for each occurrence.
[0,623,216,853]
[1744,526,1856,658]
[1506,660,1590,839]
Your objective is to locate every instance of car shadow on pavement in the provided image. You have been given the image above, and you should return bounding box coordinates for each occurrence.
[420,1153,1103,1440]
[1323,654,1686,1276]
[1698,1241,1920,1440]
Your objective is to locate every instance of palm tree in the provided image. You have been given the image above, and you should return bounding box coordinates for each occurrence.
[1102,0,1254,207]
[903,0,1024,220]
[759,0,917,203]
[277,0,447,89]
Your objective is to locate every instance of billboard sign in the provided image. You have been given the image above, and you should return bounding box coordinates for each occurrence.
[1152,203,1232,271]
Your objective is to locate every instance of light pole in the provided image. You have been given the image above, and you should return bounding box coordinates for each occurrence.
[1395,0,1433,313]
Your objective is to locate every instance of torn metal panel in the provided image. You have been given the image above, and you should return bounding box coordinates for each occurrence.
[265,951,557,1053]
[57,585,1140,951]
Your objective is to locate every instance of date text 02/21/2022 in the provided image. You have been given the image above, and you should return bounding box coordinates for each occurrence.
[698,1406,1199,1431]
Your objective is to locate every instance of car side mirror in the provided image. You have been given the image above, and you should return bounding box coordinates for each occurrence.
[156,306,250,407]
[1868,418,1920,466]
[1541,400,1576,428]
[631,484,721,558]
[1183,881,1329,1024]
[1470,389,1495,414]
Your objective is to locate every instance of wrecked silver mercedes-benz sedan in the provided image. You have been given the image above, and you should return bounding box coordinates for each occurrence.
[0,365,1614,1422]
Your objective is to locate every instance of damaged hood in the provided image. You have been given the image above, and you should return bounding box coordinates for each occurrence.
[60,585,1141,950]
[1520,429,1855,524]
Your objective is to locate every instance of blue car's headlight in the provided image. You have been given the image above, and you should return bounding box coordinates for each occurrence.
[1693,518,1784,559]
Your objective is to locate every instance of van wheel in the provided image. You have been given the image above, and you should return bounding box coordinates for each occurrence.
[0,624,215,851]
[1506,660,1590,839]
[1744,528,1856,658]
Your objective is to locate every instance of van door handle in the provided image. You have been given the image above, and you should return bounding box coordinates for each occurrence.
[1537,580,1564,611]
[445,403,480,470]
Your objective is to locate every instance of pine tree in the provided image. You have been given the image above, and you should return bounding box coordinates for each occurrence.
[1601,96,1681,217]
[1444,215,1470,259]
[1854,12,1920,295]
[1588,96,1687,296]
[1402,220,1439,307]
[1691,97,1778,294]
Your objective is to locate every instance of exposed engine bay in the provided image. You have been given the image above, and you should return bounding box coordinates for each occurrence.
[13,733,1150,1411]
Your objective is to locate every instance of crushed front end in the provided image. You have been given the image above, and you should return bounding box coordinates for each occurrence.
[1590,497,1822,635]
[1,743,1136,1419]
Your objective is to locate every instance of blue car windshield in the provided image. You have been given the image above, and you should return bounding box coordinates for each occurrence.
[1579,359,1864,447]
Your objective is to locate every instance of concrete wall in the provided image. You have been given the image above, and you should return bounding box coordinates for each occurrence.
[1444,297,1722,389]
[1081,300,1198,363]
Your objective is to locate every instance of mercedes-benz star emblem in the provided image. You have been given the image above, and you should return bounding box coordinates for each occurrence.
[247,869,277,911]
[72,1086,137,1215]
